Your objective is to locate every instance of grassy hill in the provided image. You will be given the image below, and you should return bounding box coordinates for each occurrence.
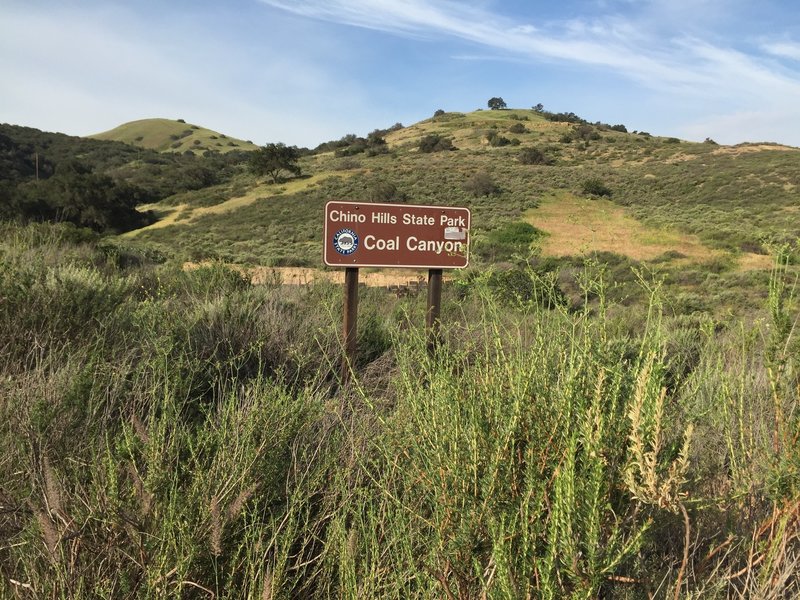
[90,118,259,155]
[125,108,800,315]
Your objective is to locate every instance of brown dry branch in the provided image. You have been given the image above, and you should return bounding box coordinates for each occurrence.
[127,463,153,517]
[42,454,63,518]
[226,483,257,521]
[210,495,223,557]
[673,503,691,600]
[130,414,150,445]
[30,503,59,562]
[262,565,274,600]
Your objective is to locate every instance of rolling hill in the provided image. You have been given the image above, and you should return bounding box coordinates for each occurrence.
[121,107,800,315]
[3,107,799,314]
[90,117,259,154]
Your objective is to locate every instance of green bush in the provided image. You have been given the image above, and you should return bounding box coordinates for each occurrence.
[518,147,553,165]
[473,220,542,261]
[485,130,512,147]
[0,248,796,597]
[418,134,455,153]
[365,178,407,203]
[485,267,566,308]
[581,177,612,197]
[463,171,498,197]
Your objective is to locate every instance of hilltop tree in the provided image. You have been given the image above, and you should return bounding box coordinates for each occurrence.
[488,97,507,110]
[248,143,301,183]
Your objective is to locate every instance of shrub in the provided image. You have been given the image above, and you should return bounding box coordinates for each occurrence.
[581,177,612,197]
[464,171,498,197]
[334,157,361,171]
[518,147,553,165]
[433,109,445,118]
[474,221,543,261]
[418,134,455,153]
[573,124,601,141]
[485,131,511,147]
[544,111,586,124]
[508,123,527,134]
[365,179,407,203]
[486,267,566,308]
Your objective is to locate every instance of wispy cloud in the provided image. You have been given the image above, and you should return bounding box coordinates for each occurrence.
[763,41,800,62]
[259,0,800,145]
[258,0,796,94]
[0,2,379,146]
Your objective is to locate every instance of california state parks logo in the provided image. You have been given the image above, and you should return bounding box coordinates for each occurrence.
[333,228,358,255]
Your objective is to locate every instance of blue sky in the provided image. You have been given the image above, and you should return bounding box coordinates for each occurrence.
[2,0,800,148]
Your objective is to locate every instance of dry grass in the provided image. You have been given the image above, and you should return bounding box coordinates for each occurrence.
[738,253,775,271]
[711,143,797,156]
[183,262,443,288]
[526,191,718,262]
[526,193,776,271]
[249,266,441,288]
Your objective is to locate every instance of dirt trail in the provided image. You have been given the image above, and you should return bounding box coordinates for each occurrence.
[185,263,446,288]
[251,267,441,287]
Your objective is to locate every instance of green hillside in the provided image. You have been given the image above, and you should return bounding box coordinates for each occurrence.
[3,107,799,314]
[127,107,800,315]
[0,122,252,231]
[90,118,259,154]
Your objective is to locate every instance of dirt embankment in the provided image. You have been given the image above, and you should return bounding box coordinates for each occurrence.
[185,263,445,288]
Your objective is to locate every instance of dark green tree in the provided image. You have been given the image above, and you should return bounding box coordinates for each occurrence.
[248,143,301,183]
[488,97,507,110]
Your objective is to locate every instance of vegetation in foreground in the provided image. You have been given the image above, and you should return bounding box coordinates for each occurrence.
[1,223,797,598]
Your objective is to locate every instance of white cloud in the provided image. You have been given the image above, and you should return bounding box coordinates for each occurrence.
[3,0,800,147]
[762,42,800,62]
[0,3,380,146]
[258,0,800,146]
[254,0,734,92]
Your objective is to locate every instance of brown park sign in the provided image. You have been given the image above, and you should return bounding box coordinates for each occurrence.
[323,201,471,269]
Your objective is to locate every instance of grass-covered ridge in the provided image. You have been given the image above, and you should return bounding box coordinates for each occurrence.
[0,222,797,597]
[132,109,800,267]
[90,118,259,154]
[116,108,799,318]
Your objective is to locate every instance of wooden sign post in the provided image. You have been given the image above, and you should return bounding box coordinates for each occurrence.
[426,268,443,355]
[342,267,359,383]
[324,201,471,382]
